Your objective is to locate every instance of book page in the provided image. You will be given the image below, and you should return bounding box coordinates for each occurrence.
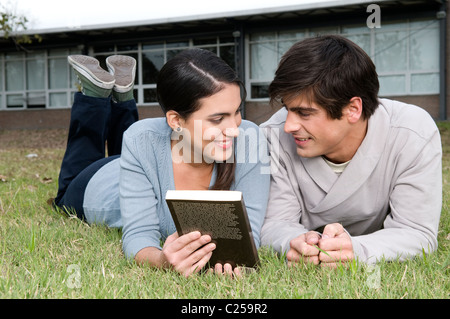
[171,201,243,240]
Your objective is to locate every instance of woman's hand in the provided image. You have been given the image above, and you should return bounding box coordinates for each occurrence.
[211,263,242,278]
[136,231,244,278]
[160,231,216,277]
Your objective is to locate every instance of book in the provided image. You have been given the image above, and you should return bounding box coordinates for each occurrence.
[165,190,259,270]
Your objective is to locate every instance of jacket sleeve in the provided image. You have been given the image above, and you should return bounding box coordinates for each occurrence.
[351,128,442,263]
[260,126,310,254]
[119,130,163,258]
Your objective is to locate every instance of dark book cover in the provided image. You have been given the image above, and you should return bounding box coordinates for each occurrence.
[165,190,259,269]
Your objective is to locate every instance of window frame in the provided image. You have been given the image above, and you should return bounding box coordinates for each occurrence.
[245,18,440,101]
[0,48,81,110]
[91,37,236,106]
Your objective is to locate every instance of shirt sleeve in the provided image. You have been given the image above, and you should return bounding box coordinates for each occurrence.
[260,126,310,254]
[351,128,442,263]
[119,130,162,258]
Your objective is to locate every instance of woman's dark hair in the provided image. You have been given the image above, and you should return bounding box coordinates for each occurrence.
[269,35,379,120]
[157,48,245,190]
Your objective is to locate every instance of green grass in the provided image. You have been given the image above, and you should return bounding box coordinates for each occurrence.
[0,124,449,299]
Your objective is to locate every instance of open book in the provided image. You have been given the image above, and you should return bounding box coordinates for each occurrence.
[165,190,259,269]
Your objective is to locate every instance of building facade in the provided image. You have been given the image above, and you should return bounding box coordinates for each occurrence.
[0,0,448,129]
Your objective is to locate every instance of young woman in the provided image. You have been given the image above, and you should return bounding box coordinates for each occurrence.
[54,49,270,277]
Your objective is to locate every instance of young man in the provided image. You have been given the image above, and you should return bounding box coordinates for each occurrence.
[260,35,442,267]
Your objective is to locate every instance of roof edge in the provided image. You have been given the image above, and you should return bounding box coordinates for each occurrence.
[7,0,384,35]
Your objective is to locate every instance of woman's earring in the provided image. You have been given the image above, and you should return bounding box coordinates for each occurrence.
[174,126,182,132]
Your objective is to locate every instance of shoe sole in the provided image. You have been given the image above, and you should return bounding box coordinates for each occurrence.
[68,55,115,89]
[106,55,136,93]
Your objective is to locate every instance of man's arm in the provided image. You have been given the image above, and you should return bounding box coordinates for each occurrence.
[260,126,309,254]
[351,129,442,263]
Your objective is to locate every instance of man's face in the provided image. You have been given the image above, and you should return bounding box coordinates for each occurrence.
[282,94,356,163]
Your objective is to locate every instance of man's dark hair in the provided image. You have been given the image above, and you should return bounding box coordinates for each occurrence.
[269,35,379,120]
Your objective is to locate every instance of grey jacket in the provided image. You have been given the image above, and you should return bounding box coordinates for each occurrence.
[260,98,442,263]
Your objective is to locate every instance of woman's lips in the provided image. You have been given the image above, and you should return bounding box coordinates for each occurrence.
[214,139,233,149]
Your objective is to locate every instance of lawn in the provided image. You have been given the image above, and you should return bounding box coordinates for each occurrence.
[0,124,448,301]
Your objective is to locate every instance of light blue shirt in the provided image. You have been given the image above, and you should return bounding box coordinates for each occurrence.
[84,118,270,258]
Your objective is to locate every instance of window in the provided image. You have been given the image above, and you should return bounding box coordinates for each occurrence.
[26,52,45,108]
[92,37,235,105]
[0,37,235,110]
[248,30,307,99]
[139,41,190,104]
[374,20,439,96]
[48,48,81,108]
[0,48,81,110]
[247,19,440,99]
[4,52,25,108]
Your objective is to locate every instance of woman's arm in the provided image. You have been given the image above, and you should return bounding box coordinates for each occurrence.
[135,231,216,277]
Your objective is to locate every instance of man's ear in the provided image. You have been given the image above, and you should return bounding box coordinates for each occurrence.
[345,97,363,124]
[166,110,182,130]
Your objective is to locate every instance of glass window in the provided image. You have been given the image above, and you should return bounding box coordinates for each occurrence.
[379,75,406,96]
[0,46,82,110]
[167,41,189,48]
[6,94,23,108]
[142,51,164,84]
[219,45,235,70]
[144,88,158,103]
[341,24,371,54]
[374,30,408,73]
[27,54,45,90]
[26,92,45,108]
[6,61,24,91]
[409,21,439,70]
[278,40,296,59]
[380,20,408,31]
[341,24,369,34]
[249,31,301,98]
[128,53,139,85]
[167,48,185,61]
[250,41,277,80]
[142,42,164,50]
[310,27,338,36]
[247,18,439,100]
[411,73,439,94]
[48,58,68,89]
[251,84,269,99]
[48,49,69,57]
[49,92,67,107]
[345,34,371,55]
[5,52,24,60]
[279,30,306,40]
[200,47,217,55]
[250,33,275,41]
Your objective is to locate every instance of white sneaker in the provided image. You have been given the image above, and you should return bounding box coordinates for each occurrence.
[68,55,115,98]
[106,55,136,93]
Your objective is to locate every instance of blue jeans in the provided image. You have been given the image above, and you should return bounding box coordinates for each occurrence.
[54,92,138,220]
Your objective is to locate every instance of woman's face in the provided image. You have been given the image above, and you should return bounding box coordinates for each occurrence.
[176,83,242,164]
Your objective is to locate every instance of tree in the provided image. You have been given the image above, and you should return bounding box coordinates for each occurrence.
[0,3,41,50]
